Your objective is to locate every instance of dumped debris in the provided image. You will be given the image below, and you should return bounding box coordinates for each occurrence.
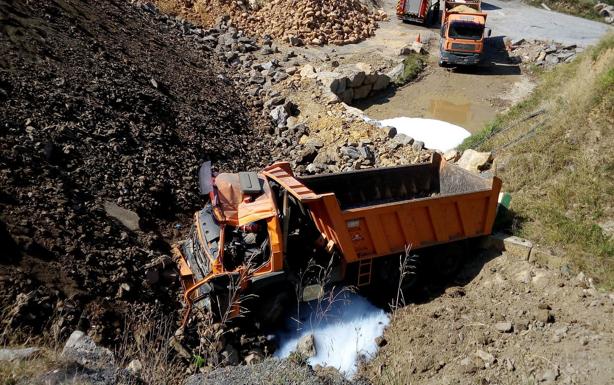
[595,3,614,24]
[507,39,582,67]
[305,63,391,104]
[150,0,387,46]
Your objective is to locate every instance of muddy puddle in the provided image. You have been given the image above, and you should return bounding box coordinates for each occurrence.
[357,66,526,133]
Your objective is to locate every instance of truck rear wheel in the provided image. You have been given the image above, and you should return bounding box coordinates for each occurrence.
[428,243,465,280]
[251,285,295,329]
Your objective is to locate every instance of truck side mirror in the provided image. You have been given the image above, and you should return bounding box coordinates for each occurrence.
[487,29,492,37]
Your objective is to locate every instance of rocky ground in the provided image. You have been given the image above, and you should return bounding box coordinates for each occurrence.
[150,0,387,46]
[362,245,614,385]
[0,0,278,349]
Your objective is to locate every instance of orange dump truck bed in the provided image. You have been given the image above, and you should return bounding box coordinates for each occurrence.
[264,153,501,265]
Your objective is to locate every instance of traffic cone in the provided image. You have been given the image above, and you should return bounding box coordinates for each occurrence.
[416,34,421,43]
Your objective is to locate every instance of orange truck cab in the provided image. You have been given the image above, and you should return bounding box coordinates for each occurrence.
[439,0,490,66]
[174,154,502,325]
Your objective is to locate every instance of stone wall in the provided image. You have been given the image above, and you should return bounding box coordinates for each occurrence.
[300,63,391,104]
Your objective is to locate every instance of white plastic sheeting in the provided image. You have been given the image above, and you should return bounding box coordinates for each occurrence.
[275,291,389,378]
[378,117,471,151]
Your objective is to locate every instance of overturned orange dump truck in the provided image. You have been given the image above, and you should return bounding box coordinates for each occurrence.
[174,153,501,325]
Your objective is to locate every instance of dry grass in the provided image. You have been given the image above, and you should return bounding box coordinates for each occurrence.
[0,350,57,385]
[116,311,184,385]
[461,33,614,289]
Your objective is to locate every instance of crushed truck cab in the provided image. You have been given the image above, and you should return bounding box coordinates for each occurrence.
[439,0,489,66]
[174,154,502,325]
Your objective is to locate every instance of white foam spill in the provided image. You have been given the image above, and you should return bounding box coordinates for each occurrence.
[275,290,389,378]
[377,117,471,152]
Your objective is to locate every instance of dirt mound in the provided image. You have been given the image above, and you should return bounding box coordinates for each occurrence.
[363,249,614,385]
[0,0,272,345]
[152,0,387,46]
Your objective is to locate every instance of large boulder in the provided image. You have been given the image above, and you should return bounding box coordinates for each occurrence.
[315,71,342,94]
[103,201,140,231]
[353,84,372,99]
[386,62,405,83]
[61,330,115,369]
[372,74,391,91]
[457,149,493,173]
[295,334,316,358]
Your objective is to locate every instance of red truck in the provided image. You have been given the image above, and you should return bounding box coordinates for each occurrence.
[396,0,440,25]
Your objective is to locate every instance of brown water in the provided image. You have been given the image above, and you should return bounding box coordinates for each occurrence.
[426,99,495,131]
[360,66,524,133]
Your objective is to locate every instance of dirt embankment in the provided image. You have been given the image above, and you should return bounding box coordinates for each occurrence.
[0,0,273,346]
[363,248,614,385]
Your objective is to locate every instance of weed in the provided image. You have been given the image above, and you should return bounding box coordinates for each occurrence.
[394,53,426,85]
[192,354,206,368]
[287,350,308,367]
[526,0,612,20]
[116,310,184,385]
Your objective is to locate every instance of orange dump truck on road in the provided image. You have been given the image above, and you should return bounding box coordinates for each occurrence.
[439,0,490,66]
[174,153,502,325]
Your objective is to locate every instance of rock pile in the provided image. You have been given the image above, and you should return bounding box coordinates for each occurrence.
[300,63,391,104]
[277,107,433,175]
[235,0,386,46]
[507,39,582,67]
[595,3,614,24]
[155,0,387,46]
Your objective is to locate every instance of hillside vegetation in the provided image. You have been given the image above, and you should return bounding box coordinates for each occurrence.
[528,0,613,19]
[527,0,614,20]
[460,34,614,289]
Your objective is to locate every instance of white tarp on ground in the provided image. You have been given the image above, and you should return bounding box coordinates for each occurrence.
[275,291,389,378]
[379,117,471,152]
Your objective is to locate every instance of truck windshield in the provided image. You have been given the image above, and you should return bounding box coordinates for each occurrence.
[448,22,483,40]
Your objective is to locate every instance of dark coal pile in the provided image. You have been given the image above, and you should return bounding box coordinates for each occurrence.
[0,0,273,346]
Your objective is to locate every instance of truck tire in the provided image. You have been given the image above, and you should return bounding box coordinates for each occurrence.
[429,243,465,280]
[427,4,439,26]
[252,285,294,329]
